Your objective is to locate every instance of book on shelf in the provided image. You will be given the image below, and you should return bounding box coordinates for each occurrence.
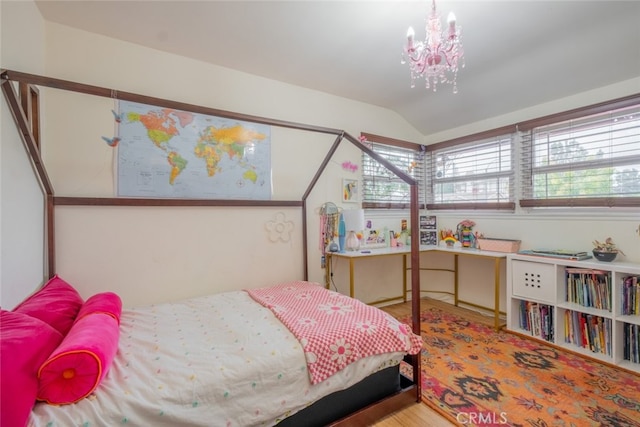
[623,322,640,363]
[621,275,640,316]
[565,268,612,312]
[518,249,592,261]
[564,310,611,356]
[519,300,554,342]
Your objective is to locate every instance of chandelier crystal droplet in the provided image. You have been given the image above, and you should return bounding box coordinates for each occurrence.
[402,0,464,93]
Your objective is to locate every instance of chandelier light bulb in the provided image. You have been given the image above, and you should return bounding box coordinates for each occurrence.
[402,0,464,93]
[406,27,415,50]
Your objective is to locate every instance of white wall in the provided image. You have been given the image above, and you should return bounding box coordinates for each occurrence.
[2,2,638,311]
[0,0,47,309]
[32,21,423,307]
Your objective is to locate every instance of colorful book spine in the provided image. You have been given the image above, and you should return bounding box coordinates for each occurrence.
[621,275,640,316]
[565,268,612,312]
[563,310,611,356]
[519,300,554,342]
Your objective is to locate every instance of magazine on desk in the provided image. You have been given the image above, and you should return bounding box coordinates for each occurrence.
[518,249,593,261]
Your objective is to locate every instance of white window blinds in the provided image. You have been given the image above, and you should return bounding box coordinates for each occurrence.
[426,132,515,210]
[361,142,425,209]
[520,100,640,207]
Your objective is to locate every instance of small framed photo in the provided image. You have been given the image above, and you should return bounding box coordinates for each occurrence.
[342,178,359,202]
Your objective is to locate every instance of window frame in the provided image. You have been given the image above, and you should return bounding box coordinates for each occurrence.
[360,132,426,209]
[518,93,640,208]
[425,125,516,211]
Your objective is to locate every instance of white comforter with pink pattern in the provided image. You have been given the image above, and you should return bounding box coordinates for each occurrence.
[30,282,416,427]
[246,281,422,384]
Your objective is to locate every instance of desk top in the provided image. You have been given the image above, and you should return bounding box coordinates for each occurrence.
[327,245,509,259]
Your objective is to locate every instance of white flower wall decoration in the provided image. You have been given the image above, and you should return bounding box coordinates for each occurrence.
[266,212,294,243]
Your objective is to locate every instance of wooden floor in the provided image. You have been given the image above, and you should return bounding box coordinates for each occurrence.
[370,297,499,427]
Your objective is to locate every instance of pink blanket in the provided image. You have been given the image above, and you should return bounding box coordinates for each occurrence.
[246,281,422,384]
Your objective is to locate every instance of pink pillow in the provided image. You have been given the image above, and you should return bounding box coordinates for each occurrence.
[37,312,120,404]
[1,310,64,427]
[75,292,122,324]
[13,275,84,336]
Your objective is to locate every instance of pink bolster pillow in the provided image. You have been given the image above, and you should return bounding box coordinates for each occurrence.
[37,312,120,404]
[75,292,122,324]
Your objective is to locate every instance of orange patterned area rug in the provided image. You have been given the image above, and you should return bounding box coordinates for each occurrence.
[398,306,640,427]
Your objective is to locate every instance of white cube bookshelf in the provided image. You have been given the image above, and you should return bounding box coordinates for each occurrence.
[507,254,640,373]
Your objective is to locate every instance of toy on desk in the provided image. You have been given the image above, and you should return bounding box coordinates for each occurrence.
[439,229,461,248]
[456,219,476,248]
[390,230,398,247]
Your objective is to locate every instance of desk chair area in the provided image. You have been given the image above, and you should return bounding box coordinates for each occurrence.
[325,245,507,331]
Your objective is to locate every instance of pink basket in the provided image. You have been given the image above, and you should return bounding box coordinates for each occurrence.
[477,238,521,253]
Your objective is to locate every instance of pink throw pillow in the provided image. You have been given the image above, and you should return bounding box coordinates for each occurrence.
[1,310,64,427]
[13,275,84,336]
[37,312,120,404]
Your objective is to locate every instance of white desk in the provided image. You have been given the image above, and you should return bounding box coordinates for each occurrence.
[325,245,508,330]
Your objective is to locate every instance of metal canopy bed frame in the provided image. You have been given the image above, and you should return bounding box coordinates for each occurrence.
[1,68,422,426]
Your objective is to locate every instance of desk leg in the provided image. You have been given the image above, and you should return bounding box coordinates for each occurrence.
[494,257,501,331]
[403,254,407,303]
[325,254,331,290]
[349,258,355,298]
[454,254,459,307]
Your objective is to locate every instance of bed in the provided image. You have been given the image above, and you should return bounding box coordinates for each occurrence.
[6,278,421,427]
[2,69,424,427]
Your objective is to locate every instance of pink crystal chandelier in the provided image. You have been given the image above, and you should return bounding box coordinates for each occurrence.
[402,0,464,93]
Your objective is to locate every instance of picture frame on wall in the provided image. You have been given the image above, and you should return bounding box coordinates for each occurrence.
[342,178,358,202]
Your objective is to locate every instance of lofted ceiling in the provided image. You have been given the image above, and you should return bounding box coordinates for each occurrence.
[35,0,640,137]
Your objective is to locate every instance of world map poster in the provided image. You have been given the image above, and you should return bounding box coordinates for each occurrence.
[116,100,271,199]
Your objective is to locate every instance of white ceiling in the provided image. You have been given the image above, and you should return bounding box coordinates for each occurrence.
[35,0,640,136]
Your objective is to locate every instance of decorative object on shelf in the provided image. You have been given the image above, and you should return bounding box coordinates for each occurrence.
[592,251,617,262]
[592,237,624,262]
[455,219,476,248]
[439,229,459,248]
[401,0,464,92]
[342,208,365,251]
[476,237,521,253]
[342,178,359,202]
[363,219,388,249]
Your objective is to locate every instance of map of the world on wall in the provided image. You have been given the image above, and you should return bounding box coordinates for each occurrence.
[116,100,271,199]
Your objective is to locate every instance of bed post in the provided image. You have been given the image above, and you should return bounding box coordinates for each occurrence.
[409,183,421,400]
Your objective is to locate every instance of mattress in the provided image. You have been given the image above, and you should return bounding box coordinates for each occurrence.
[29,289,405,427]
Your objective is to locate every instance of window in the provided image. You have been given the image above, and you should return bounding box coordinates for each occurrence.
[520,95,640,207]
[360,133,425,209]
[425,127,516,210]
